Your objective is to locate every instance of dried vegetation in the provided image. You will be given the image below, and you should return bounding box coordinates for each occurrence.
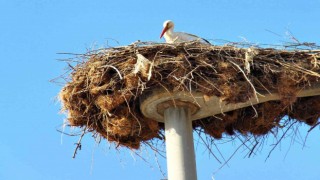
[59,41,320,150]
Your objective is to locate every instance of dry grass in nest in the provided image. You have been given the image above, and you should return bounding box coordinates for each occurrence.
[59,41,320,150]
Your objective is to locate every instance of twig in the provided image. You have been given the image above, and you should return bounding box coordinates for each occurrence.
[100,65,123,79]
[72,128,86,158]
[265,121,297,161]
[308,122,320,133]
[213,136,251,175]
[196,130,222,164]
[303,122,320,148]
[228,60,262,103]
[248,140,259,158]
[56,129,82,136]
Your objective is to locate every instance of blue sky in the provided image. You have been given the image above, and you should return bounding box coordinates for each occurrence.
[0,0,319,179]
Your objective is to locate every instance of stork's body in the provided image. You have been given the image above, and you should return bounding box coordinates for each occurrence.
[160,20,210,44]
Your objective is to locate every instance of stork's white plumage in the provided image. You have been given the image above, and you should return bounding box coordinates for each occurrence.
[160,20,210,44]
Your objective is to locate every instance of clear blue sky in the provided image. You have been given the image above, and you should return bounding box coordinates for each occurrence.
[0,0,319,179]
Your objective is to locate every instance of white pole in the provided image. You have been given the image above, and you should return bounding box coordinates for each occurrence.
[164,107,197,180]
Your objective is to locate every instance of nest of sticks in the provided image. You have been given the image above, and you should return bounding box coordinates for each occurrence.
[59,41,320,149]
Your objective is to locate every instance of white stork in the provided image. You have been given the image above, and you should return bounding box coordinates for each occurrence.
[160,20,210,44]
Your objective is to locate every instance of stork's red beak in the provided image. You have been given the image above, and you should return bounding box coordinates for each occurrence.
[160,26,168,38]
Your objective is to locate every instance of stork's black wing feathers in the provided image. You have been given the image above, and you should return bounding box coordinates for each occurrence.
[184,32,211,45]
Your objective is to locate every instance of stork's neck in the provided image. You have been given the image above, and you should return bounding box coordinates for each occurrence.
[165,28,174,36]
[163,27,176,43]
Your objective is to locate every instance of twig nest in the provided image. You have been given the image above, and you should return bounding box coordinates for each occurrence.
[59,41,320,149]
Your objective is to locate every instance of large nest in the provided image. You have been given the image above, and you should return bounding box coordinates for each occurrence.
[59,41,320,149]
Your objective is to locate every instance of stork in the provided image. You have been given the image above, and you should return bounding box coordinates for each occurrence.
[160,20,210,44]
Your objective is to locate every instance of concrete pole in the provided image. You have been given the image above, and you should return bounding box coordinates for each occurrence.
[164,107,197,180]
[140,85,320,180]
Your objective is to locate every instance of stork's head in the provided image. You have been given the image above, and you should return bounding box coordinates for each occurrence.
[160,20,174,38]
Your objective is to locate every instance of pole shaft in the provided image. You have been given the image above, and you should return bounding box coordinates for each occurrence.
[164,107,197,180]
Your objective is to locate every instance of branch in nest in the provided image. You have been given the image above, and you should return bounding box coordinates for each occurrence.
[72,128,87,158]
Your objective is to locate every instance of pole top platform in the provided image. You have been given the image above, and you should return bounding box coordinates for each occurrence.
[140,85,320,122]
